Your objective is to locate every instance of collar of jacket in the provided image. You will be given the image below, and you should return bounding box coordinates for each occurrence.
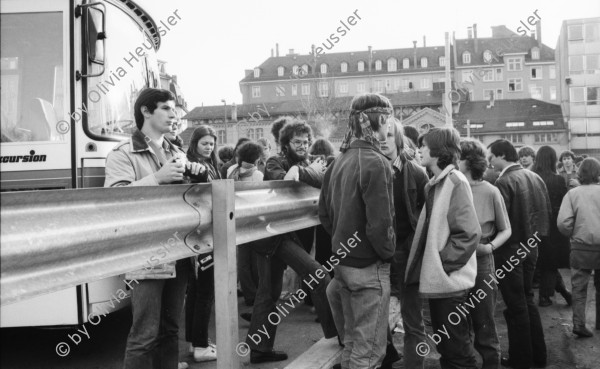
[347,139,386,156]
[498,162,522,179]
[130,129,178,154]
[428,164,455,187]
[392,152,411,172]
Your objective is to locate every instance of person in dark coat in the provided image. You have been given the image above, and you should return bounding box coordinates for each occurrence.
[532,146,572,307]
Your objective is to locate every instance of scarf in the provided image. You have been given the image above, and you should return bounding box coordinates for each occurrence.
[339,106,393,153]
[229,161,258,181]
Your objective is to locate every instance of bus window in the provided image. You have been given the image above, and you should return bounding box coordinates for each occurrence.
[1,12,66,143]
[83,5,159,140]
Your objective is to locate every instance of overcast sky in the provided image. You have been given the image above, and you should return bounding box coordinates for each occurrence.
[141,0,599,108]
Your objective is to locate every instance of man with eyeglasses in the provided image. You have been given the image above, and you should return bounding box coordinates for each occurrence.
[243,118,337,364]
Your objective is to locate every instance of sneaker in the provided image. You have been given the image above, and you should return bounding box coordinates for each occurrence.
[193,345,217,362]
[178,363,189,369]
[573,326,593,338]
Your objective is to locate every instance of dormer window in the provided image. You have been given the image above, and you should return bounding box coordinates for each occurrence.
[375,60,382,71]
[531,47,540,60]
[341,62,348,73]
[253,68,260,78]
[320,63,328,74]
[402,58,410,69]
[292,65,299,75]
[439,56,446,67]
[358,61,365,72]
[301,64,309,75]
[421,57,428,68]
[277,66,284,77]
[462,51,471,64]
[388,58,397,72]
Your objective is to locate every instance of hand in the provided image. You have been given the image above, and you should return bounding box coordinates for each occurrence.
[476,243,493,256]
[309,157,326,173]
[284,166,300,181]
[186,162,206,176]
[154,157,185,184]
[569,178,580,187]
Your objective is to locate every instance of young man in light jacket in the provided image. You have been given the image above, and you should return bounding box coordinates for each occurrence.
[105,88,203,369]
[406,127,481,369]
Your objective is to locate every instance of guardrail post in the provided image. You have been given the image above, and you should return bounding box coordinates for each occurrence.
[212,179,239,368]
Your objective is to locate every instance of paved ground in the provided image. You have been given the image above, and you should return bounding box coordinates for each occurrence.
[1,270,598,369]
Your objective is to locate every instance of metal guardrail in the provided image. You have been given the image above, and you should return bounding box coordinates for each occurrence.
[0,180,320,305]
[1,179,320,368]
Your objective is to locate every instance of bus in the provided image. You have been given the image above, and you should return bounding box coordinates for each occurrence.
[1,0,163,327]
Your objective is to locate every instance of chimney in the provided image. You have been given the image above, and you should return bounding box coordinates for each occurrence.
[288,49,294,55]
[311,44,317,65]
[467,26,472,39]
[423,35,426,47]
[473,24,478,54]
[232,103,237,121]
[536,20,542,47]
[368,45,373,71]
[276,43,279,57]
[413,41,417,69]
[271,48,274,57]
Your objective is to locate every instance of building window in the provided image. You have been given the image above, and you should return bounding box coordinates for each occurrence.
[277,66,284,77]
[506,122,525,127]
[482,69,494,82]
[568,24,583,41]
[586,23,600,41]
[502,133,523,143]
[531,47,540,60]
[301,64,309,75]
[507,57,522,71]
[535,133,557,143]
[588,86,600,105]
[439,56,446,67]
[402,58,410,69]
[374,80,383,93]
[420,78,431,90]
[256,128,264,139]
[247,128,255,140]
[292,65,299,75]
[252,86,261,98]
[569,55,584,74]
[586,55,600,73]
[530,67,542,79]
[393,79,400,91]
[462,51,471,64]
[496,89,504,99]
[320,63,328,74]
[530,86,543,99]
[496,68,503,81]
[358,61,365,72]
[292,84,298,96]
[387,58,397,72]
[375,60,382,71]
[533,121,554,126]
[508,78,522,92]
[549,65,556,79]
[550,86,556,100]
[253,68,260,78]
[275,85,285,97]
[483,89,495,100]
[341,62,348,73]
[462,70,474,83]
[570,87,585,102]
[421,57,428,68]
[401,79,410,92]
[318,82,329,97]
[357,82,365,93]
[468,123,483,129]
[217,130,225,144]
[339,82,348,94]
[301,83,310,96]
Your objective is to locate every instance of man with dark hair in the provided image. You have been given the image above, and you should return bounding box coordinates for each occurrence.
[518,146,536,171]
[487,139,551,369]
[220,137,251,178]
[270,116,292,151]
[320,93,396,368]
[406,127,481,369]
[245,118,336,364]
[217,146,234,167]
[105,88,203,369]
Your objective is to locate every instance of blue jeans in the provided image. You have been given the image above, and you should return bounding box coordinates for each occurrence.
[123,260,190,369]
[246,237,337,352]
[470,253,500,369]
[571,268,600,329]
[494,244,546,368]
[327,261,390,369]
[185,255,214,347]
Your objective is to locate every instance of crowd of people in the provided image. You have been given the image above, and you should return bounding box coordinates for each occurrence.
[104,88,600,369]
